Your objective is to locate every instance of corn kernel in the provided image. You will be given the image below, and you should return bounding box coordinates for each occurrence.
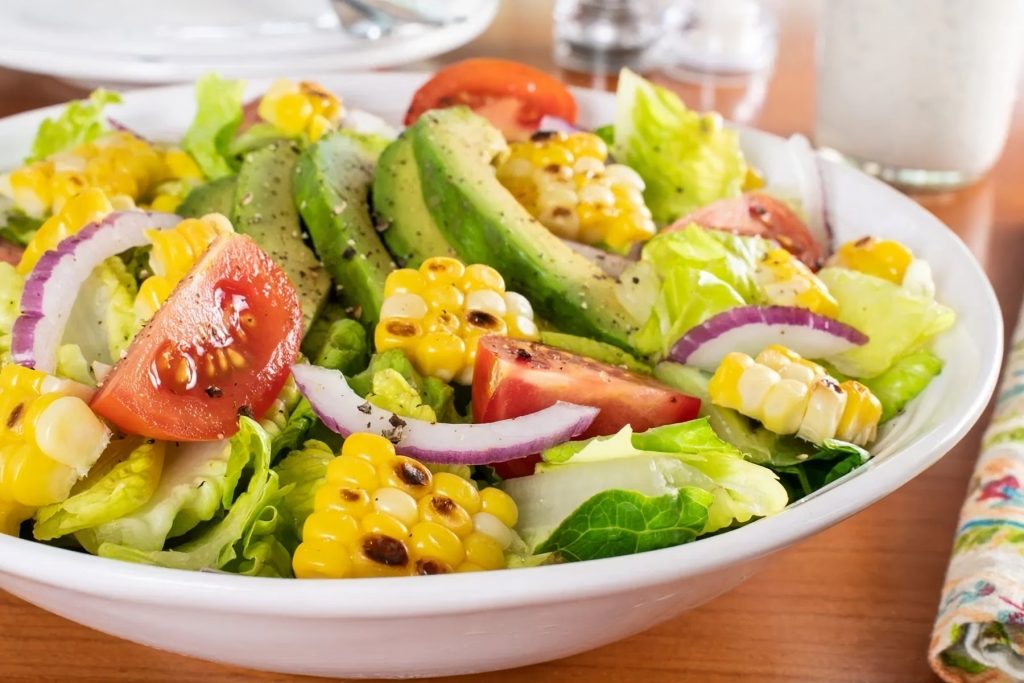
[409,521,466,567]
[372,487,419,528]
[463,532,506,570]
[432,472,481,515]
[302,510,361,546]
[326,454,378,489]
[314,485,373,517]
[418,494,474,538]
[342,432,396,463]
[377,456,433,499]
[293,540,352,579]
[257,79,343,141]
[755,248,839,318]
[832,237,914,284]
[413,332,466,382]
[421,256,465,286]
[360,511,409,539]
[480,487,518,527]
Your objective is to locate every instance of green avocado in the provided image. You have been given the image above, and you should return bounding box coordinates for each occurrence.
[177,176,237,218]
[372,134,456,268]
[408,107,637,350]
[539,331,651,374]
[232,141,331,330]
[293,130,395,329]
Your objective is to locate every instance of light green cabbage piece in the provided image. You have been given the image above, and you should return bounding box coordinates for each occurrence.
[631,226,772,357]
[33,440,164,541]
[28,89,122,163]
[819,267,955,378]
[612,69,747,224]
[182,73,246,179]
[366,368,437,422]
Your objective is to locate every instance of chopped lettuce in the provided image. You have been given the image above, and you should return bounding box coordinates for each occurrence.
[98,418,291,576]
[539,331,652,374]
[771,440,869,501]
[349,349,460,423]
[861,349,944,421]
[631,226,772,357]
[272,440,333,552]
[303,316,369,375]
[612,69,746,224]
[535,488,711,562]
[28,89,122,163]
[0,210,41,246]
[366,368,437,422]
[0,262,23,362]
[819,267,955,378]
[33,439,164,541]
[62,257,140,366]
[182,74,246,179]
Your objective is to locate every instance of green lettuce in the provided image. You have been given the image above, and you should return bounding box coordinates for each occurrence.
[367,368,438,421]
[98,418,291,576]
[33,439,165,541]
[272,440,334,552]
[0,262,22,362]
[631,226,772,357]
[349,349,460,423]
[303,316,369,375]
[612,69,747,224]
[0,210,41,246]
[771,440,868,501]
[182,74,246,179]
[535,488,711,562]
[28,89,122,163]
[62,257,140,366]
[861,349,944,421]
[819,267,955,378]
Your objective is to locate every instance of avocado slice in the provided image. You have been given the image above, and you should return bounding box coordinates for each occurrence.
[232,141,331,330]
[409,107,637,350]
[177,176,237,218]
[373,134,456,268]
[293,131,395,329]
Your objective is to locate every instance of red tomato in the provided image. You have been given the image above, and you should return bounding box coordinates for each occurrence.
[668,193,823,270]
[91,235,302,441]
[0,239,23,265]
[473,336,701,478]
[404,59,578,141]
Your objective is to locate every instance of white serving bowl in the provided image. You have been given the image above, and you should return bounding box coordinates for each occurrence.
[0,74,1002,678]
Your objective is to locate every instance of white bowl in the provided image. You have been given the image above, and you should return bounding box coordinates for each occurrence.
[0,73,1002,678]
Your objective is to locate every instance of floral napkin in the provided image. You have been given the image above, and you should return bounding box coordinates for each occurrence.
[931,313,1024,681]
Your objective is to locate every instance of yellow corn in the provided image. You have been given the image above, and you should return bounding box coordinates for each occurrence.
[292,433,519,579]
[258,79,343,142]
[0,365,110,535]
[135,213,234,320]
[708,344,882,446]
[374,257,539,384]
[831,236,914,284]
[496,132,655,251]
[755,247,839,318]
[18,187,114,275]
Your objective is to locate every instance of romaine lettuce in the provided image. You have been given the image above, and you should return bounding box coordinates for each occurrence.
[861,348,944,421]
[366,368,438,422]
[182,74,246,179]
[819,267,955,378]
[62,257,140,366]
[349,349,460,423]
[612,69,747,224]
[0,262,23,362]
[272,440,334,552]
[28,89,122,163]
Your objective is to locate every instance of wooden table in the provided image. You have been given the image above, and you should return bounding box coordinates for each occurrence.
[1,2,1021,681]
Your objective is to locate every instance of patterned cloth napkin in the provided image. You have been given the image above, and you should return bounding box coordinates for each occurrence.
[931,311,1024,681]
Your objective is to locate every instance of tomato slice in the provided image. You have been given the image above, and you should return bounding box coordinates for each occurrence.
[405,59,578,140]
[472,336,701,478]
[668,193,823,270]
[91,235,302,441]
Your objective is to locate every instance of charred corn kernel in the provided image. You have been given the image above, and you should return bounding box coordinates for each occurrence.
[755,248,839,318]
[496,131,655,251]
[0,365,110,534]
[0,132,168,219]
[831,236,914,284]
[293,433,519,579]
[708,345,881,447]
[18,187,114,274]
[375,257,539,383]
[135,214,234,319]
[258,79,343,141]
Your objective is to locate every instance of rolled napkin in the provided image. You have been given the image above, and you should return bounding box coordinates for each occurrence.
[931,311,1024,681]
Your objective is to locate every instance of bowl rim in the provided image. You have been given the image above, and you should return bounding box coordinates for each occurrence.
[0,75,1003,618]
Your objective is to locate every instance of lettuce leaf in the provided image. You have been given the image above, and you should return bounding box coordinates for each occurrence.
[612,69,746,224]
[0,262,22,362]
[33,439,165,541]
[534,488,711,562]
[182,74,246,179]
[860,348,944,422]
[349,350,460,423]
[28,89,122,163]
[631,226,771,357]
[98,418,290,575]
[818,267,955,378]
[304,316,368,374]
[272,440,334,553]
[62,257,140,366]
[0,210,41,246]
[366,368,437,422]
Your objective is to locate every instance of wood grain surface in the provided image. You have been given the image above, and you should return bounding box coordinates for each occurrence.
[1,2,1021,681]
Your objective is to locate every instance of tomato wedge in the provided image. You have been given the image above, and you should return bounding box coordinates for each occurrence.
[405,59,577,141]
[473,336,701,478]
[668,193,823,270]
[91,235,302,441]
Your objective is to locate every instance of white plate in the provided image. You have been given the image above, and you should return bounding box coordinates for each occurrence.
[0,73,1002,678]
[0,1,497,84]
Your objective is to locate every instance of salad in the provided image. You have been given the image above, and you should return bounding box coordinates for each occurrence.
[0,59,955,579]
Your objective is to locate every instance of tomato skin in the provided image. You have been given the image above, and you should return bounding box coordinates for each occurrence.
[404,59,577,139]
[473,336,701,478]
[91,235,302,441]
[668,193,823,270]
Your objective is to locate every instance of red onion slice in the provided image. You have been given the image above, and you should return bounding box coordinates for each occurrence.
[12,210,180,373]
[669,305,868,371]
[290,364,599,465]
